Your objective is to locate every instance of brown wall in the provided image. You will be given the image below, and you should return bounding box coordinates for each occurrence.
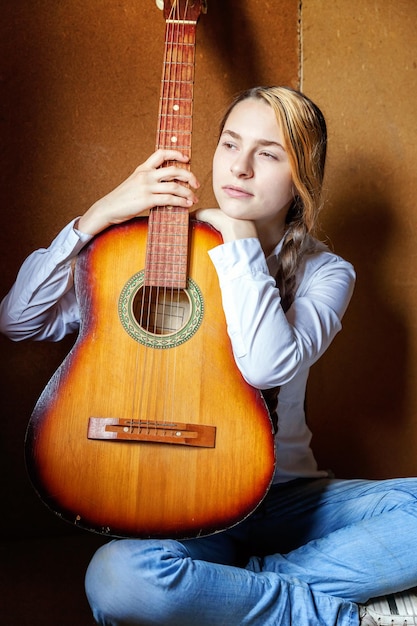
[303,0,417,479]
[1,0,416,541]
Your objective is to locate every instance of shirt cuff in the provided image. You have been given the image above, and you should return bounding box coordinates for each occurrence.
[49,218,94,265]
[208,238,269,281]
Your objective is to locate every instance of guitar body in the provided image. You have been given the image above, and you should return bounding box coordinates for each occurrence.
[25,218,275,538]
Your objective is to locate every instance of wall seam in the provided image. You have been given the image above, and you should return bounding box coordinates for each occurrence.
[298,0,303,89]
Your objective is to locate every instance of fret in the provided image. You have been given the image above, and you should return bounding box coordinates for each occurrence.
[146,258,188,268]
[157,146,191,153]
[162,75,194,85]
[163,45,195,58]
[162,70,193,81]
[146,261,188,271]
[160,98,192,108]
[158,132,191,145]
[160,82,194,94]
[157,145,191,153]
[164,25,197,43]
[159,115,193,124]
[148,238,188,244]
[162,68,194,80]
[148,207,189,225]
[147,245,188,256]
[147,243,188,251]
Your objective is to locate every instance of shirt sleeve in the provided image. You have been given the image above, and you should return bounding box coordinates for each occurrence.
[0,219,93,342]
[208,237,356,389]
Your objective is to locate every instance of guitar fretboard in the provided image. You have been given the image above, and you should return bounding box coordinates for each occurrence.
[145,21,197,289]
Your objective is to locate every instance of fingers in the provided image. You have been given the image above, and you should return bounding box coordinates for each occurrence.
[157,165,199,188]
[152,194,195,209]
[140,150,200,190]
[154,181,199,207]
[142,149,189,171]
[195,208,258,242]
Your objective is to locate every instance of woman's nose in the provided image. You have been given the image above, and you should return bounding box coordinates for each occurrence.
[230,154,253,178]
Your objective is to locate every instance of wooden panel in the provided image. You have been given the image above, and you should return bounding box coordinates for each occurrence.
[303,0,417,479]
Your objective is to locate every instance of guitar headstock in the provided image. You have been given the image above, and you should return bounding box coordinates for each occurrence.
[156,0,207,21]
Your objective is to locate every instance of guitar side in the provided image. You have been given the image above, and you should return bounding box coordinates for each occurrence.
[25,218,275,539]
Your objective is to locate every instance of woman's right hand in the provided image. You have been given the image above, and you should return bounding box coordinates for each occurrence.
[77,149,200,236]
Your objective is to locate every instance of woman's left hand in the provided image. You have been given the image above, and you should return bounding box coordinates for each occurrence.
[195,208,257,243]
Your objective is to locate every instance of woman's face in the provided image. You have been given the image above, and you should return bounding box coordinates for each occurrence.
[212,98,294,236]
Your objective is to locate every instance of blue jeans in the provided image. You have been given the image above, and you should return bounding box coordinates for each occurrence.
[85,477,417,625]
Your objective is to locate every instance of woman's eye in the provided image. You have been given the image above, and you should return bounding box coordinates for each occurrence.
[223,141,237,150]
[260,151,277,160]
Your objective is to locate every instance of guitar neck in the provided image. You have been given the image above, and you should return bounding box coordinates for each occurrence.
[146,17,198,289]
[157,20,197,159]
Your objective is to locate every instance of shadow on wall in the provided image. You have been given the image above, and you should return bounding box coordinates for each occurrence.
[309,155,410,478]
[200,1,263,92]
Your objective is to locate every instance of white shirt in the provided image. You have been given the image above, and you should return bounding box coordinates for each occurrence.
[0,218,355,483]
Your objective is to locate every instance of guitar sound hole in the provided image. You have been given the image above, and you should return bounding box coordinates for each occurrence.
[132,286,191,336]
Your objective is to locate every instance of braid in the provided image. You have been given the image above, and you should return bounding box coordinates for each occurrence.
[276,196,318,311]
[276,220,307,311]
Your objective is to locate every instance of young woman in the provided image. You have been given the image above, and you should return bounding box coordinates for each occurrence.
[2,86,417,626]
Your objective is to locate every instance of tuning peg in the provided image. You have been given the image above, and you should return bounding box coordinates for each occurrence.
[155,1,208,14]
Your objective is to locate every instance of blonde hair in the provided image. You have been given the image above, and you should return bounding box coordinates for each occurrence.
[219,86,327,309]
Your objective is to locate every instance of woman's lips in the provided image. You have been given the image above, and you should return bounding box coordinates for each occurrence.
[222,185,253,198]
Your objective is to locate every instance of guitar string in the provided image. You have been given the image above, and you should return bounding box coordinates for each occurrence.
[146,1,177,434]
[163,1,181,430]
[133,212,154,436]
[173,2,189,428]
[160,1,193,432]
[156,5,173,433]
[131,8,172,436]
[138,1,179,436]
[170,2,195,431]
[132,1,194,440]
[150,3,174,433]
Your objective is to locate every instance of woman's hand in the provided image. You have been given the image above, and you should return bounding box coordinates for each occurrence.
[195,208,257,243]
[77,150,200,236]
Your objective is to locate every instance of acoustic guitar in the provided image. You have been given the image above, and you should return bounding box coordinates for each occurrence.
[25,0,275,539]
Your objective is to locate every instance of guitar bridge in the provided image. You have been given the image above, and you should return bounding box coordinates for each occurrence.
[87,417,216,448]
